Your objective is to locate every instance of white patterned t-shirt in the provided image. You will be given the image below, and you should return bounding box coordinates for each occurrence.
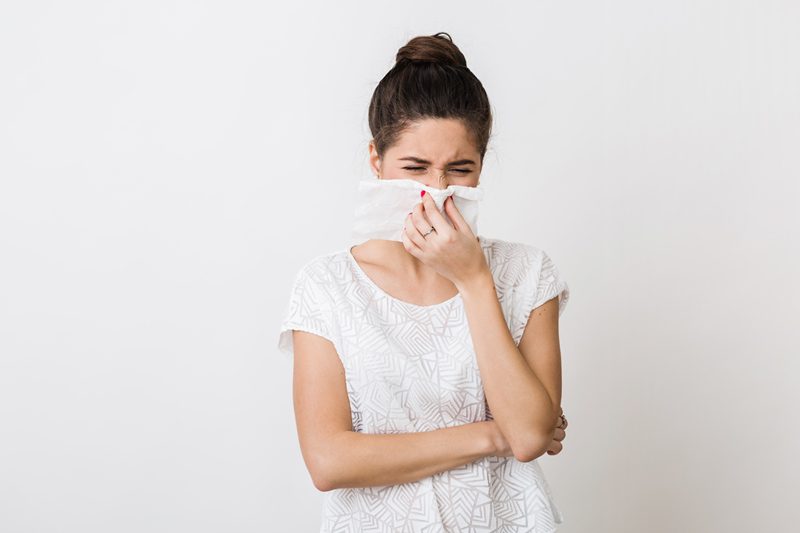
[277,235,570,533]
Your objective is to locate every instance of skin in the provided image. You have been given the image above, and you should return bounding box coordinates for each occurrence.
[292,117,567,491]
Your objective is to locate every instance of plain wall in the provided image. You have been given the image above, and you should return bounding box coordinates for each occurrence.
[1,1,798,532]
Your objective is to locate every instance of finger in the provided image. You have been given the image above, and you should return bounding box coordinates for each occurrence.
[403,212,427,250]
[556,407,567,429]
[420,191,453,234]
[444,196,472,234]
[401,219,423,255]
[409,201,435,238]
[553,428,566,441]
[546,439,563,455]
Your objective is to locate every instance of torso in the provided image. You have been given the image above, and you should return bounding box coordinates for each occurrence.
[280,234,567,532]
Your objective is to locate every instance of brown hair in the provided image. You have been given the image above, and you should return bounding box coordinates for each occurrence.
[368,32,493,162]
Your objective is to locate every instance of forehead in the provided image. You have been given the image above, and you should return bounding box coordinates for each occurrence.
[388,118,478,160]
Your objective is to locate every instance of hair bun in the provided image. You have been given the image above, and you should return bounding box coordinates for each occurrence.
[395,32,467,68]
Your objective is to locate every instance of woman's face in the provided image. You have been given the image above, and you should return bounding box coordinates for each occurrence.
[368,118,482,189]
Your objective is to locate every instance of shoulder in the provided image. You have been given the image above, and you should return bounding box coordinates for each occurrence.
[294,250,339,280]
[288,249,349,300]
[278,249,346,357]
[482,237,571,342]
[480,236,551,287]
[480,237,571,341]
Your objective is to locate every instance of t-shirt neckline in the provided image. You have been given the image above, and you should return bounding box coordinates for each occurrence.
[345,235,488,310]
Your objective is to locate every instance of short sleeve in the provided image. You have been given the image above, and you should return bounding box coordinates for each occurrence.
[277,260,339,358]
[510,245,570,344]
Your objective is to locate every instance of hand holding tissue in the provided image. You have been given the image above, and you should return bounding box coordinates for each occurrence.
[351,177,485,246]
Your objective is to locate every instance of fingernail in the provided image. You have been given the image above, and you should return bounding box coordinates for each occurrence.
[420,190,426,197]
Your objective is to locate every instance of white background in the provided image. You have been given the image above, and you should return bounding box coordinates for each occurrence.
[1,1,798,532]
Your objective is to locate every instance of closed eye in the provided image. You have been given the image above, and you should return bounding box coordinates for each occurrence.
[403,166,470,174]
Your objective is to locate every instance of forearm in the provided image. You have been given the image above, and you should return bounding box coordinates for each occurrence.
[458,270,555,458]
[319,421,496,491]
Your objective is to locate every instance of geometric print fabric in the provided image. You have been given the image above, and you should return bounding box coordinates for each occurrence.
[278,235,570,532]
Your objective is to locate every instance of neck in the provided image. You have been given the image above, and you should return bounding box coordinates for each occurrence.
[351,239,434,278]
[351,235,482,281]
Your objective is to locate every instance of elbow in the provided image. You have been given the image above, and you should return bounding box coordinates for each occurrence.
[507,403,562,463]
[306,448,339,492]
[305,430,353,492]
[510,427,552,463]
[312,474,335,493]
[512,445,545,464]
[310,471,336,492]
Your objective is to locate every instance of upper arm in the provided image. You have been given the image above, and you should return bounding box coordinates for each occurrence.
[518,296,562,423]
[513,246,570,424]
[292,330,352,491]
[277,261,351,491]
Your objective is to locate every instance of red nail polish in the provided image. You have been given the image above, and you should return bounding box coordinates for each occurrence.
[420,190,426,197]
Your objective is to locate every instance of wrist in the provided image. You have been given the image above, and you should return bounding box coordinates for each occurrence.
[456,266,495,299]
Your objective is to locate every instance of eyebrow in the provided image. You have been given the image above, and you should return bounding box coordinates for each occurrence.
[398,156,476,166]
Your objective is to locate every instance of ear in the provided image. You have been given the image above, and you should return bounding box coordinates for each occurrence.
[368,140,381,177]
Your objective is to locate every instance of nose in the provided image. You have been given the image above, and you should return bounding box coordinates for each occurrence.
[426,168,448,189]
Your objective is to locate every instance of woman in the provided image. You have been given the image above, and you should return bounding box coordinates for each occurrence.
[278,32,570,533]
